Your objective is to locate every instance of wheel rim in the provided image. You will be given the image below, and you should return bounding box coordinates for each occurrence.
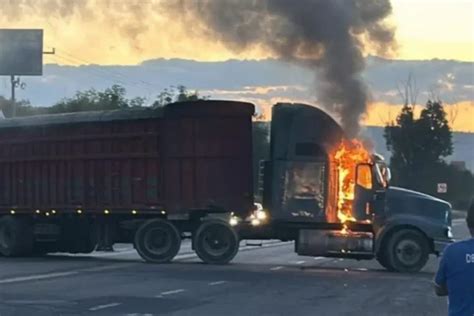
[395,239,422,266]
[202,225,232,257]
[143,227,172,256]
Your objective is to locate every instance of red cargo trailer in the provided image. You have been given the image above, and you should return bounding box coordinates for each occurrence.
[0,100,256,263]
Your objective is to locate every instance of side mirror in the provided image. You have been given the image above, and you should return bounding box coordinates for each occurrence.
[385,167,392,184]
[356,163,373,190]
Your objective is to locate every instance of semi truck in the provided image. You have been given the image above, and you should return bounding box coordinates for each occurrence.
[0,100,453,272]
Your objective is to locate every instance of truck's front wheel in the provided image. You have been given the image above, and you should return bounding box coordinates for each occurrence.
[386,229,429,273]
[0,216,34,257]
[135,219,181,263]
[194,220,239,264]
[376,249,393,271]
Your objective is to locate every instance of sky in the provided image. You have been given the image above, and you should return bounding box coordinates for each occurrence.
[0,0,471,64]
[0,0,473,131]
[392,0,473,61]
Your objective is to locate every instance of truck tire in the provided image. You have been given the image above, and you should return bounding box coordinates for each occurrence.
[0,216,34,257]
[376,249,393,271]
[385,229,429,273]
[134,219,181,263]
[194,220,239,264]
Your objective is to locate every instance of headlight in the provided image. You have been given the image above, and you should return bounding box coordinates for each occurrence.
[255,210,267,220]
[246,208,268,226]
[251,218,261,226]
[229,215,240,226]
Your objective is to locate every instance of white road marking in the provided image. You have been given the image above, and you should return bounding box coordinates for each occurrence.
[176,241,291,262]
[208,280,227,286]
[0,271,79,284]
[4,300,74,305]
[0,264,137,285]
[314,257,325,261]
[88,240,290,259]
[89,302,122,311]
[80,263,136,272]
[296,260,306,264]
[89,249,137,257]
[270,266,283,271]
[159,289,186,296]
[0,241,292,285]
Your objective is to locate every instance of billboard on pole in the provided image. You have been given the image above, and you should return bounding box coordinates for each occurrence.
[0,29,43,76]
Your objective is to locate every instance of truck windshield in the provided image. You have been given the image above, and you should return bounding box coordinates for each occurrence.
[283,161,326,214]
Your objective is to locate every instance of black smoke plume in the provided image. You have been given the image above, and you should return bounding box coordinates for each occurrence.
[168,0,396,136]
[2,0,395,135]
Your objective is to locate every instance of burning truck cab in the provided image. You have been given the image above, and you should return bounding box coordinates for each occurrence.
[243,103,453,272]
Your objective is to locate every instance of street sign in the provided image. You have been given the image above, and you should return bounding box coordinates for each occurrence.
[0,29,43,76]
[437,183,447,193]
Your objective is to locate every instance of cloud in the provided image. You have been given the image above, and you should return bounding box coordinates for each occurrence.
[1,57,472,131]
[364,101,474,132]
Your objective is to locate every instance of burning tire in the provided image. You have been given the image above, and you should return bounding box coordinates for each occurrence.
[194,220,239,264]
[135,219,181,263]
[386,229,429,273]
[0,216,34,257]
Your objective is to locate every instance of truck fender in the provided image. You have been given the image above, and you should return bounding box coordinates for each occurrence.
[375,214,437,253]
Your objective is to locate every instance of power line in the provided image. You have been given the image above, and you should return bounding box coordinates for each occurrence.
[57,49,156,89]
[53,50,156,100]
[53,54,130,87]
[47,54,156,103]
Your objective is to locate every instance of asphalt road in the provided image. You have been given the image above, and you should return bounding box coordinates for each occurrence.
[0,217,469,316]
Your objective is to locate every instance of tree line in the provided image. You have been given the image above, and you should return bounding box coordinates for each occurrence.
[0,84,205,118]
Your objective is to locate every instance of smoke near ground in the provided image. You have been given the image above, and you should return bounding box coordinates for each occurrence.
[166,0,396,136]
[1,0,396,136]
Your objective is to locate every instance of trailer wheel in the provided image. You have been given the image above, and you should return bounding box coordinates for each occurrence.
[386,229,429,273]
[194,220,239,264]
[0,216,34,257]
[134,219,181,263]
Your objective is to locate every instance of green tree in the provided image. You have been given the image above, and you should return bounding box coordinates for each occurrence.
[0,96,46,118]
[384,100,472,206]
[417,100,453,163]
[1,85,207,118]
[384,105,417,186]
[49,84,133,114]
[152,85,207,107]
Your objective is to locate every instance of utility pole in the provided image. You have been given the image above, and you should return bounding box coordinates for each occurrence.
[9,48,55,118]
[10,75,20,117]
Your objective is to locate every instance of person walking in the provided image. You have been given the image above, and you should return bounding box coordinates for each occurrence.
[434,199,474,316]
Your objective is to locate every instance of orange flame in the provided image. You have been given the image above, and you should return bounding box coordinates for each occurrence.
[333,139,371,224]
